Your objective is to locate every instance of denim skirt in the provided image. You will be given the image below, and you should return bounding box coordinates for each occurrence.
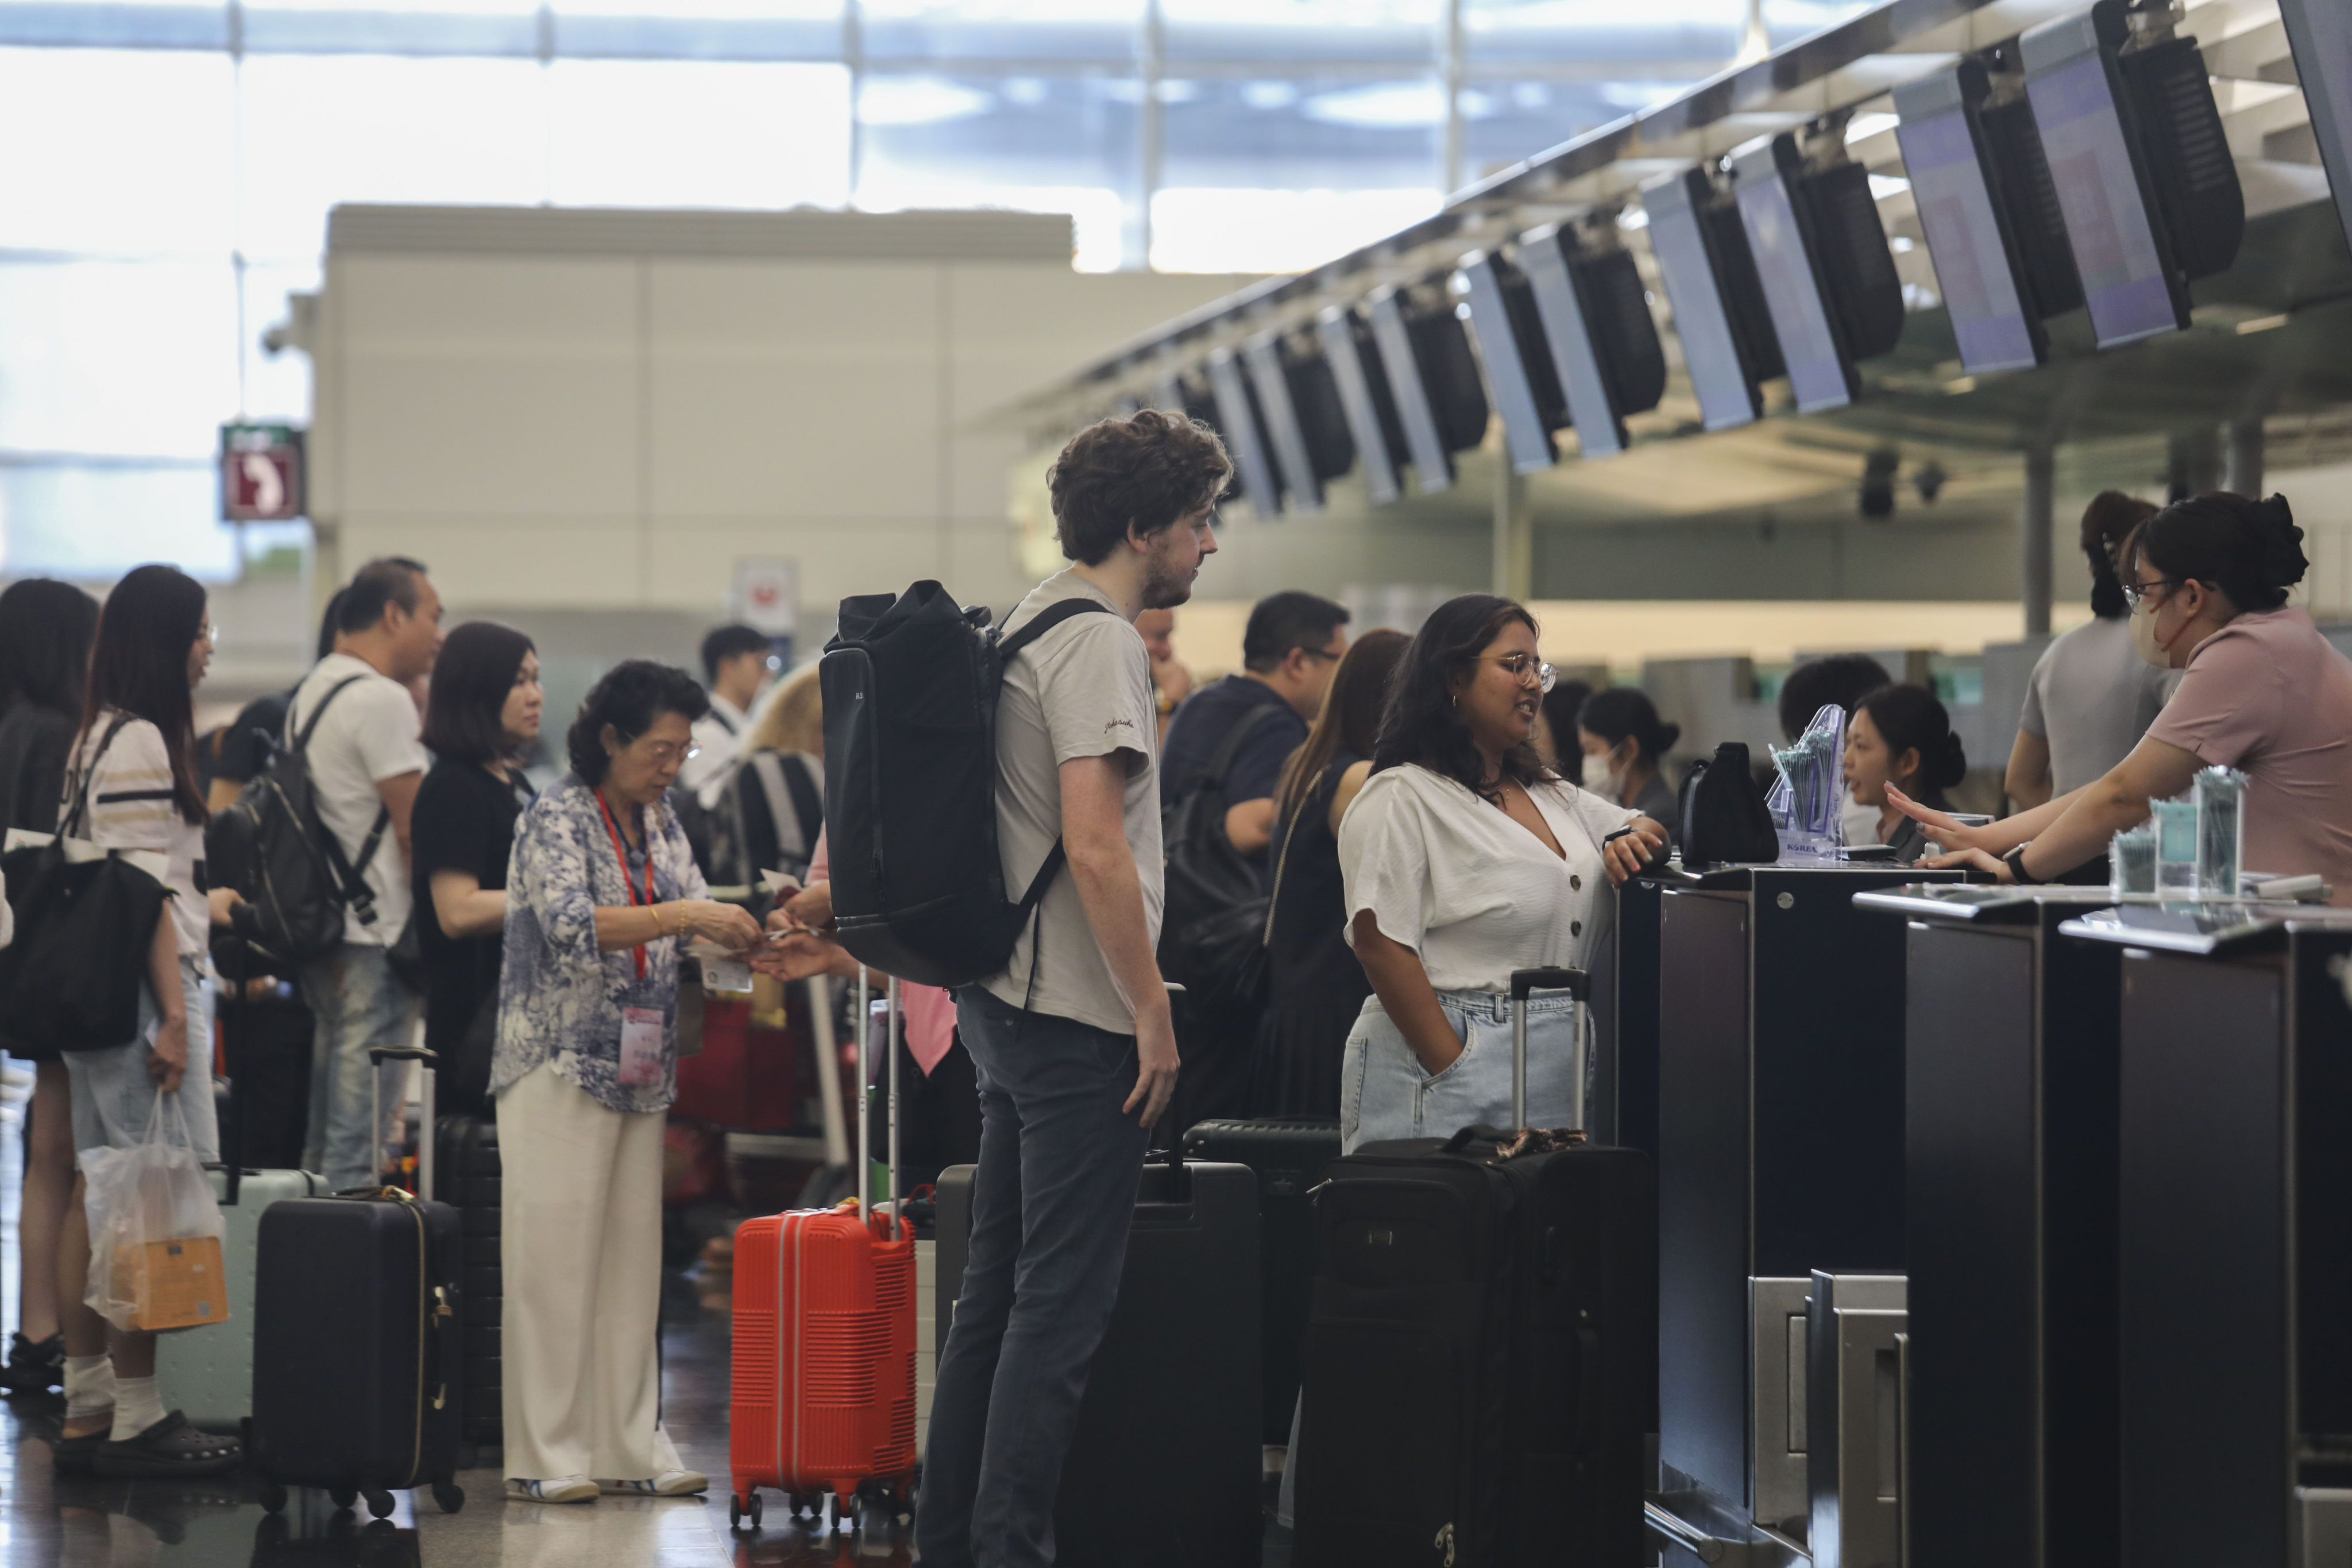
[1337,987,1589,1155]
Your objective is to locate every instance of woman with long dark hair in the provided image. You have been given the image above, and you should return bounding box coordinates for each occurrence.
[1842,683,1968,863]
[1898,491,2352,899]
[0,580,100,1398]
[412,621,543,1114]
[52,564,241,1477]
[1253,628,1409,1117]
[1335,596,1666,1152]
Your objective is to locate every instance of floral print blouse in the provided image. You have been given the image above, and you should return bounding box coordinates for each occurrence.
[493,774,707,1114]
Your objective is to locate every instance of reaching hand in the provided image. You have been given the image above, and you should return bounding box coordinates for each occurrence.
[1883,785,1993,854]
[748,930,852,983]
[1922,845,2010,880]
[1602,817,1671,886]
[679,900,762,952]
[783,880,836,934]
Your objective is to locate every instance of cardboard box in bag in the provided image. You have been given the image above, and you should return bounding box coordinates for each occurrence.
[121,1236,228,1331]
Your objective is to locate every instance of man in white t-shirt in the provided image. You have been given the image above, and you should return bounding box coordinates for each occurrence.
[287,558,443,1192]
[680,623,774,805]
[920,410,1227,1568]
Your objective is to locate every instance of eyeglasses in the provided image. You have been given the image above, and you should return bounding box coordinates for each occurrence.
[1484,654,1557,693]
[630,738,700,765]
[2121,578,2179,610]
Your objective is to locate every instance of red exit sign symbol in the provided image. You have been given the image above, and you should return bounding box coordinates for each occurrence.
[220,423,306,523]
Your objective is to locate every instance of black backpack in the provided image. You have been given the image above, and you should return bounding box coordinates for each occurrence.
[1677,741,1780,867]
[821,581,1111,989]
[1156,704,1283,1010]
[208,675,396,972]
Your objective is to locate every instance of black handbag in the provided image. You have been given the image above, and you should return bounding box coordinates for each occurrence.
[1157,706,1282,1010]
[0,716,175,1053]
[1677,741,1781,867]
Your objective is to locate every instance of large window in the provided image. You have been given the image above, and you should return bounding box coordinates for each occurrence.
[0,0,1873,577]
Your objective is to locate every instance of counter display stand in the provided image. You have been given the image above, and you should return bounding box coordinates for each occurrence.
[1646,861,1958,1563]
[2060,902,2352,1568]
[1854,883,2128,1568]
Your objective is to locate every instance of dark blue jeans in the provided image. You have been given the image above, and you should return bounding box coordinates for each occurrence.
[916,987,1148,1568]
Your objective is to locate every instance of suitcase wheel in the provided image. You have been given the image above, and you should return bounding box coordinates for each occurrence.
[329,1485,358,1512]
[258,1481,288,1515]
[728,1491,762,1531]
[432,1478,465,1515]
[364,1487,396,1520]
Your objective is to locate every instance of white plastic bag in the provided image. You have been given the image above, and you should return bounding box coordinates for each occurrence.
[81,1096,228,1333]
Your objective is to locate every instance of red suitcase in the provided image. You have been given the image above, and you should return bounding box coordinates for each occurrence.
[673,990,800,1131]
[728,974,917,1530]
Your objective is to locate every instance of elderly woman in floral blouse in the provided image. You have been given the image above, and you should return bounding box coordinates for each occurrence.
[495,659,762,1506]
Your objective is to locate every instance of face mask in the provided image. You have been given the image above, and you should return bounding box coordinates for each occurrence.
[1581,749,1620,801]
[2129,601,2171,669]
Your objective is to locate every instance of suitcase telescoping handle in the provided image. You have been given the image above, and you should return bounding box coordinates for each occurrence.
[368,1044,439,1202]
[1507,967,1589,1132]
[853,969,906,1240]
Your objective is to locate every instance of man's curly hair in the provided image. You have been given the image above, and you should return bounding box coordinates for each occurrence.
[1046,410,1233,566]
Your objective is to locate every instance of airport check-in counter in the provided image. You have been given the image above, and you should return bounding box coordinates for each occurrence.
[1854,883,2130,1568]
[1647,862,1957,1557]
[2059,902,2352,1568]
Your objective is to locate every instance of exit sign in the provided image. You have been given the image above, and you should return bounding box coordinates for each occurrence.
[221,423,306,522]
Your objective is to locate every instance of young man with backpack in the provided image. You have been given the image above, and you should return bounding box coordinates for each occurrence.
[285,558,443,1192]
[917,408,1229,1568]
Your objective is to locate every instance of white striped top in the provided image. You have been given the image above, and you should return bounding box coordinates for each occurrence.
[64,711,206,957]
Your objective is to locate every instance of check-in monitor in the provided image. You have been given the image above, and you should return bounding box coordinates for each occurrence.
[1316,305,1407,505]
[1643,167,1776,431]
[1243,331,1323,515]
[2021,4,2188,346]
[1517,222,1666,459]
[1732,135,1856,414]
[1205,347,1285,519]
[1364,285,1488,493]
[1455,251,1566,474]
[1895,64,2046,373]
[2281,0,2352,261]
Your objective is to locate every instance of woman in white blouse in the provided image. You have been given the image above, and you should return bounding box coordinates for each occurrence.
[1337,595,1668,1152]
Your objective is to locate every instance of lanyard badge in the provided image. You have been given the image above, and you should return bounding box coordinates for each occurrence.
[595,790,658,980]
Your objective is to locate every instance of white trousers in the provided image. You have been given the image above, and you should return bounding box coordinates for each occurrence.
[499,1060,682,1482]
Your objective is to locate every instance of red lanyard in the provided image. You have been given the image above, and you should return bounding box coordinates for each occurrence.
[596,790,657,979]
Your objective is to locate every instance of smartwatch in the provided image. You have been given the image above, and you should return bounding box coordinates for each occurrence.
[2002,843,2042,885]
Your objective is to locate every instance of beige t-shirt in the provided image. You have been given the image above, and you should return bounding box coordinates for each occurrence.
[979,570,1163,1036]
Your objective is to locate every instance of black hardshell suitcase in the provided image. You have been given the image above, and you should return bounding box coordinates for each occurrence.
[252,1045,465,1517]
[1292,968,1658,1568]
[937,1147,1261,1568]
[1181,1117,1342,1443]
[434,1113,503,1450]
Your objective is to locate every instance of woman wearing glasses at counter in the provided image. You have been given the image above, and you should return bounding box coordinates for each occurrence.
[1335,595,1668,1153]
[1888,492,2352,903]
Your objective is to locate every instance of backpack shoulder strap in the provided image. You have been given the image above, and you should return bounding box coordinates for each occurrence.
[59,713,137,840]
[1200,700,1284,790]
[996,598,1115,665]
[778,752,823,856]
[289,675,369,754]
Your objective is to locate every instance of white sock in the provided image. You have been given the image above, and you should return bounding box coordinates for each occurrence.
[62,1354,113,1425]
[110,1374,165,1442]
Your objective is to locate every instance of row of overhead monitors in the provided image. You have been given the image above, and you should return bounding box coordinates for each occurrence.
[1154,0,2352,519]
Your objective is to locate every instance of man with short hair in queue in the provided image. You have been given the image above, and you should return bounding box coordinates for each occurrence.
[681,623,773,806]
[919,408,1228,1568]
[1161,590,1350,858]
[288,558,443,1193]
[1156,590,1349,1128]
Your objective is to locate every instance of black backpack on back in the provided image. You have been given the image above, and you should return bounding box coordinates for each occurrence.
[1677,741,1780,867]
[821,581,1111,989]
[208,675,395,972]
[1157,704,1283,1010]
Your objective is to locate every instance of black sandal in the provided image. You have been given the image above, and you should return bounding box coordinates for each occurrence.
[90,1411,241,1478]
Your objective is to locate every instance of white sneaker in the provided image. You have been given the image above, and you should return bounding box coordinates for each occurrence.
[596,1470,708,1497]
[506,1475,599,1504]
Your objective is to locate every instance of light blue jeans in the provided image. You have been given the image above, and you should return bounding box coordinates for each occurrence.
[64,954,220,1163]
[1337,988,1589,1156]
[299,944,416,1192]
